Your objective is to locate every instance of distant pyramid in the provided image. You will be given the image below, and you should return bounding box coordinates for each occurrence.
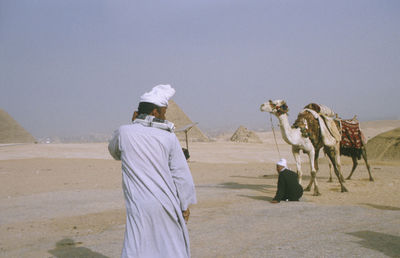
[166,100,209,142]
[0,109,36,143]
[230,125,262,143]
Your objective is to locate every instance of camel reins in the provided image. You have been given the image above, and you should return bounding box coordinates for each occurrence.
[270,113,281,159]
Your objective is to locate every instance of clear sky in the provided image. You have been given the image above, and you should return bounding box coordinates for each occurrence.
[1,0,399,138]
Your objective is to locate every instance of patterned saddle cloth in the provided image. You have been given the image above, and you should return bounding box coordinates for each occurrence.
[340,120,366,148]
[340,119,366,159]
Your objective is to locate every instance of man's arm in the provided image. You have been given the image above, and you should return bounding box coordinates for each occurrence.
[169,136,197,212]
[108,129,121,160]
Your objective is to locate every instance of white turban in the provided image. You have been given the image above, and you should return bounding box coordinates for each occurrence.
[140,84,176,107]
[276,158,287,168]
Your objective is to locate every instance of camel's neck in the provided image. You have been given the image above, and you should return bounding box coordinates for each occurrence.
[277,114,302,145]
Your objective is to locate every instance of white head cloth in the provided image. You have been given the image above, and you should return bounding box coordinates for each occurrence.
[140,84,176,107]
[277,158,287,168]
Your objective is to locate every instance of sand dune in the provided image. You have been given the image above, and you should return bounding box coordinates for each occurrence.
[360,120,400,140]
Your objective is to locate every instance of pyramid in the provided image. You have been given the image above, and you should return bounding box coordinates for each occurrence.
[366,127,400,161]
[230,125,262,143]
[166,100,209,142]
[0,109,36,144]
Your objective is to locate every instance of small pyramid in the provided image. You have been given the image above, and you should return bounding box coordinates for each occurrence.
[166,100,209,142]
[230,126,262,143]
[0,109,36,143]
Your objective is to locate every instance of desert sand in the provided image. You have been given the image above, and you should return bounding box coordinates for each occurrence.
[1,121,400,257]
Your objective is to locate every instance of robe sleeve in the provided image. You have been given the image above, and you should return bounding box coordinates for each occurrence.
[273,172,286,202]
[108,129,122,161]
[169,136,197,211]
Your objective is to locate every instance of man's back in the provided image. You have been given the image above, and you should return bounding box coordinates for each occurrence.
[108,123,196,258]
[118,123,178,203]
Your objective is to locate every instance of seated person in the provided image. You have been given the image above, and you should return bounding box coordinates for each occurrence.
[271,158,303,203]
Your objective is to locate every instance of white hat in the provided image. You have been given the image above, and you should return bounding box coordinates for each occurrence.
[140,84,175,107]
[276,158,287,168]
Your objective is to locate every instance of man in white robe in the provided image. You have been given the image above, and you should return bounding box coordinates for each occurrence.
[108,84,197,258]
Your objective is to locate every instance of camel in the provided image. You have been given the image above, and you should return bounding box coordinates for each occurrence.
[295,107,373,182]
[327,116,373,182]
[260,100,348,195]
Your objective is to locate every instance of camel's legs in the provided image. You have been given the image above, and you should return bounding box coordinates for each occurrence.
[311,148,321,196]
[336,147,345,182]
[304,149,318,194]
[328,161,333,182]
[327,150,333,182]
[325,146,348,192]
[346,155,358,180]
[362,147,374,181]
[292,147,303,185]
[314,148,320,171]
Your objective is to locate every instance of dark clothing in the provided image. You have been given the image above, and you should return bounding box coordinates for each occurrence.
[273,169,303,202]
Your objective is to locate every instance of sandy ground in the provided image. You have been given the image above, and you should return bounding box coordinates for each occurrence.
[1,123,400,257]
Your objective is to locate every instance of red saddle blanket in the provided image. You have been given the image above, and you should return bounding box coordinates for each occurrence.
[340,120,366,149]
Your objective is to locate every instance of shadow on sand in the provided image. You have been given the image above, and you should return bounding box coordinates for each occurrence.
[238,194,274,202]
[218,182,274,192]
[348,231,400,257]
[360,203,400,211]
[48,238,109,258]
[231,175,276,180]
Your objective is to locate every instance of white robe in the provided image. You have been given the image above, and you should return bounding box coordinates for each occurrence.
[108,123,197,258]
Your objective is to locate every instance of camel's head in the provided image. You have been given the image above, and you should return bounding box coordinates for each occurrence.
[260,99,289,116]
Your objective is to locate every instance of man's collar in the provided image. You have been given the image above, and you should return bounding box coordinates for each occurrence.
[133,114,175,132]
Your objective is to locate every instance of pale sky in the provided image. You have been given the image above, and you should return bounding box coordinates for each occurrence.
[1,0,399,138]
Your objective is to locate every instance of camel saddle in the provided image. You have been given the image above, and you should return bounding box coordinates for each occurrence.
[304,103,336,117]
[340,119,366,159]
[302,103,341,146]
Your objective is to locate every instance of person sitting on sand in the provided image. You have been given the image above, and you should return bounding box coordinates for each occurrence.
[271,158,303,203]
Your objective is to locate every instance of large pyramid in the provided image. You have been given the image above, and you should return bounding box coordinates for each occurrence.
[0,109,36,144]
[366,127,400,161]
[166,100,209,142]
